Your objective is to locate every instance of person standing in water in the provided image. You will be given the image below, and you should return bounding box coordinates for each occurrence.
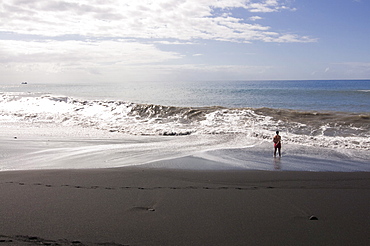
[273,131,281,157]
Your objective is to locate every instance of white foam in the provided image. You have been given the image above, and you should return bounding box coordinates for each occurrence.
[0,121,260,171]
[0,93,369,154]
[0,119,369,172]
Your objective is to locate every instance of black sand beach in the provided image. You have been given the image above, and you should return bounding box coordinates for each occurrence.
[0,160,369,245]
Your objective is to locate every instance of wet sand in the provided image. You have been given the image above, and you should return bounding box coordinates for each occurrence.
[0,158,369,245]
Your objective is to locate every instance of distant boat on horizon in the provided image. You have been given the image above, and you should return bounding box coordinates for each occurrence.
[21,81,28,84]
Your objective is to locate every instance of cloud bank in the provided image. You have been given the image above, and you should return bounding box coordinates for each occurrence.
[1,0,313,42]
[0,0,317,82]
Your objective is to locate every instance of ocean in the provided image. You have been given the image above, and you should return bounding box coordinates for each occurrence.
[2,80,369,111]
[0,80,369,171]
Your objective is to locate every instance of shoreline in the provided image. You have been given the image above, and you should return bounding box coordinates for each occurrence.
[1,128,369,172]
[0,166,369,245]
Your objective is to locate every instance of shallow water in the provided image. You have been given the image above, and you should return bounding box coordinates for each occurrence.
[1,130,368,172]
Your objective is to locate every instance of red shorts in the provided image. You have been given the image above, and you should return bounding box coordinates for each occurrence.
[274,143,281,148]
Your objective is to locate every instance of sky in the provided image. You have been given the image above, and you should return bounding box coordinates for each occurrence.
[0,0,369,84]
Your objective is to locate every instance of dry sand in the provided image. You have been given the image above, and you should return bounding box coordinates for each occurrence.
[0,157,369,245]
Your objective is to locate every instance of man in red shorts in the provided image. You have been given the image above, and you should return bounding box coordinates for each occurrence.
[273,131,281,157]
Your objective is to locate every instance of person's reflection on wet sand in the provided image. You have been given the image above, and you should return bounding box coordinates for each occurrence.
[273,157,281,170]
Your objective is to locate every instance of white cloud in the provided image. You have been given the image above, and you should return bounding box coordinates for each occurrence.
[0,37,273,82]
[249,16,263,21]
[0,0,311,43]
[0,39,182,74]
[154,41,196,45]
[263,33,317,43]
[246,0,294,13]
[0,0,317,82]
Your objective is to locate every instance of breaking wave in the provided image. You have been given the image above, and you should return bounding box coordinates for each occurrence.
[0,92,369,150]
